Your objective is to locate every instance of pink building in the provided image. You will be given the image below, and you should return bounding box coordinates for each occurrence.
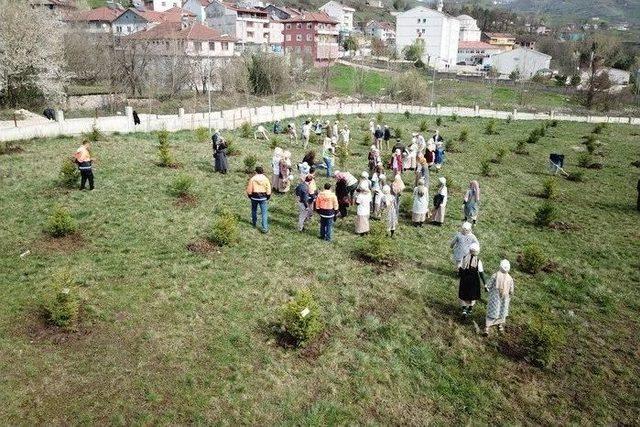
[282,12,340,67]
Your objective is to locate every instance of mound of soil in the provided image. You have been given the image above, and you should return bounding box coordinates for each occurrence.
[587,163,603,170]
[186,239,219,254]
[299,330,331,361]
[34,233,84,253]
[0,144,24,155]
[549,221,581,232]
[174,194,198,207]
[496,324,529,362]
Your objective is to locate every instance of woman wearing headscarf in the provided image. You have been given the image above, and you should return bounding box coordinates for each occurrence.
[431,176,448,226]
[412,178,429,226]
[458,243,486,317]
[450,222,479,267]
[354,184,372,236]
[372,171,386,219]
[334,172,350,218]
[391,149,403,176]
[463,180,481,224]
[368,146,380,176]
[406,138,417,171]
[359,171,371,192]
[380,185,398,236]
[212,131,228,174]
[391,174,405,214]
[484,259,515,334]
[434,140,446,170]
[271,147,283,188]
[415,153,427,187]
[277,150,292,193]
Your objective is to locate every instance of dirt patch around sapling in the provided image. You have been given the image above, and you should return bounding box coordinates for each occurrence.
[33,232,85,254]
[186,239,219,254]
[173,194,198,207]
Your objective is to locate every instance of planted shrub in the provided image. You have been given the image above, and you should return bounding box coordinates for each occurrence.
[526,129,540,144]
[363,132,372,146]
[567,171,584,182]
[534,201,557,227]
[458,129,468,142]
[394,127,403,140]
[519,243,547,274]
[549,119,559,127]
[194,127,209,143]
[399,195,413,219]
[59,158,80,188]
[419,120,428,132]
[336,112,343,122]
[243,154,257,174]
[240,122,252,138]
[515,139,528,154]
[521,319,564,368]
[277,288,323,347]
[592,122,607,134]
[485,119,497,135]
[376,111,384,123]
[354,223,398,265]
[480,160,492,177]
[541,178,557,199]
[446,138,458,153]
[44,205,77,238]
[578,153,593,168]
[308,133,319,146]
[493,148,507,164]
[584,137,597,154]
[225,136,240,156]
[404,110,411,118]
[169,174,194,197]
[208,210,239,247]
[435,117,442,127]
[83,125,104,142]
[157,130,174,167]
[41,271,80,328]
[336,143,349,168]
[450,112,458,122]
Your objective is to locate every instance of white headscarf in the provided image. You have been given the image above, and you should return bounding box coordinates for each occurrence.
[461,222,472,234]
[496,259,513,297]
[438,176,447,186]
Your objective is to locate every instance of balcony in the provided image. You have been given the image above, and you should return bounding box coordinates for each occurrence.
[316,28,339,36]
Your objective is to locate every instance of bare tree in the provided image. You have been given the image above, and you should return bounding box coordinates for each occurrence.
[113,39,153,96]
[64,32,113,83]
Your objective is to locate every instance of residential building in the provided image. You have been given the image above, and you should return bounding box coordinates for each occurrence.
[481,32,516,51]
[456,14,480,41]
[365,21,396,44]
[282,12,340,67]
[261,4,301,20]
[143,0,181,12]
[30,0,77,13]
[204,1,271,51]
[457,41,501,65]
[581,68,631,86]
[183,0,210,22]
[483,48,551,79]
[66,5,124,33]
[113,7,193,36]
[366,0,383,8]
[319,1,355,33]
[394,3,460,70]
[268,19,284,53]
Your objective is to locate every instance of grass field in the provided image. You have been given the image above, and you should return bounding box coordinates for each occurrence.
[1,115,639,424]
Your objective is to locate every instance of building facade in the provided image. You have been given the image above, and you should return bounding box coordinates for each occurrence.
[365,20,396,44]
[143,0,180,12]
[204,1,271,51]
[282,12,340,67]
[456,14,480,41]
[457,41,501,65]
[481,32,516,51]
[67,5,124,33]
[319,1,355,33]
[483,47,551,79]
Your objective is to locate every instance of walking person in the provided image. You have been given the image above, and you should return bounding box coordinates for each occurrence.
[246,166,272,233]
[391,149,403,177]
[335,174,350,218]
[301,120,312,148]
[383,125,392,151]
[277,150,292,193]
[295,175,313,232]
[391,174,405,214]
[374,125,384,150]
[450,222,479,267]
[412,178,429,226]
[381,185,398,236]
[431,176,448,226]
[322,138,335,177]
[458,243,485,317]
[368,146,380,176]
[271,147,283,188]
[484,259,515,334]
[75,140,94,190]
[463,180,481,224]
[315,183,339,241]
[354,184,373,236]
[213,133,228,174]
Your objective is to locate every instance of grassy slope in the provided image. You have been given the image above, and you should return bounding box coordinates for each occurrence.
[0,116,639,424]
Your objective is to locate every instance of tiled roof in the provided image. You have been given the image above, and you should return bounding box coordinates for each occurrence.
[126,21,235,41]
[484,32,515,39]
[69,6,123,23]
[127,7,194,23]
[458,41,496,49]
[283,11,337,24]
[222,1,267,15]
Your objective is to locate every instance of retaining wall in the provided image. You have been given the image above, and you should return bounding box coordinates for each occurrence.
[1,102,638,143]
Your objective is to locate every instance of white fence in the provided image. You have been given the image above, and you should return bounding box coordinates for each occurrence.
[1,102,638,143]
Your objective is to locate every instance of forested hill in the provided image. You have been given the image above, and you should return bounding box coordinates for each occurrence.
[504,0,640,25]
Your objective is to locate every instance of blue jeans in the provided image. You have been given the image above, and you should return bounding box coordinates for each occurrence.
[323,157,333,177]
[320,216,334,241]
[251,199,269,232]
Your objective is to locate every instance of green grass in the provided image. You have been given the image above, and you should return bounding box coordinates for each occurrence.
[0,116,639,424]
[325,64,392,97]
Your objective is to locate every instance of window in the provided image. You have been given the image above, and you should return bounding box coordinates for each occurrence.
[286,34,291,41]
[296,23,301,29]
[263,23,268,28]
[422,18,426,23]
[247,22,253,27]
[296,34,302,41]
[247,31,254,38]
[264,32,269,40]
[417,18,420,23]
[209,41,215,50]
[306,34,312,41]
[221,41,229,50]
[307,23,312,29]
[194,41,202,51]
[286,23,291,29]
[161,1,166,5]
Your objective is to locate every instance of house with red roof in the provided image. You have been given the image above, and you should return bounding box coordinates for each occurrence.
[282,12,340,67]
[142,0,181,12]
[457,40,501,65]
[66,5,124,33]
[365,20,396,44]
[112,6,194,36]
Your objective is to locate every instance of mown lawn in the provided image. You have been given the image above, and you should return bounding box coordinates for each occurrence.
[0,115,639,424]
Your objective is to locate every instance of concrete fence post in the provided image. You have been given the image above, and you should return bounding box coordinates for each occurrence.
[550,110,555,119]
[436,104,441,115]
[125,106,133,122]
[474,105,479,116]
[178,108,185,118]
[55,110,65,122]
[512,108,517,120]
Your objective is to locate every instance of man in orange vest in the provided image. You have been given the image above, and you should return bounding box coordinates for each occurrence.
[315,182,339,241]
[245,166,272,233]
[74,140,94,190]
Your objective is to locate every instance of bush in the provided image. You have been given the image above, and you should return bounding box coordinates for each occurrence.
[394,127,403,140]
[404,110,411,118]
[277,288,323,347]
[493,148,507,164]
[243,154,257,174]
[399,194,413,219]
[485,119,497,135]
[225,136,240,156]
[480,160,492,177]
[376,111,384,123]
[419,119,428,132]
[169,174,194,197]
[336,112,343,122]
[41,270,80,328]
[584,137,597,154]
[538,125,546,137]
[194,127,209,143]
[515,139,528,153]
[83,125,104,142]
[526,130,540,144]
[59,158,80,188]
[246,53,289,95]
[353,223,398,264]
[44,205,77,238]
[521,319,564,368]
[541,178,557,199]
[240,122,252,138]
[534,201,557,227]
[577,153,593,168]
[157,130,174,167]
[567,171,584,182]
[363,132,372,146]
[446,138,458,153]
[435,117,442,127]
[592,122,607,134]
[450,112,458,122]
[208,210,239,247]
[549,119,559,127]
[390,71,428,102]
[458,129,468,143]
[519,243,547,274]
[335,143,349,168]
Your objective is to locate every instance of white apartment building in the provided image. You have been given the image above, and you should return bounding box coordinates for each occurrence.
[143,0,180,12]
[204,0,271,51]
[483,48,551,79]
[394,3,460,69]
[319,1,355,33]
[457,14,481,41]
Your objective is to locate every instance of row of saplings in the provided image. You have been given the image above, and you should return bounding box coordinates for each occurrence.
[40,204,563,368]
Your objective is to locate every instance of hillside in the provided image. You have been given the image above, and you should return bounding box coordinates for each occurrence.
[504,0,640,25]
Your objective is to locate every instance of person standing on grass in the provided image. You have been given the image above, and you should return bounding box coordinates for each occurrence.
[213,133,228,174]
[273,120,282,134]
[287,122,297,144]
[271,147,283,188]
[383,124,392,151]
[75,140,94,191]
[415,153,427,187]
[368,146,380,176]
[335,170,359,204]
[381,185,398,237]
[354,184,373,236]
[359,171,371,192]
[458,242,485,317]
[295,175,313,232]
[374,125,384,150]
[302,120,312,148]
[277,150,292,193]
[315,183,339,241]
[417,133,426,156]
[391,173,405,214]
[484,259,515,334]
[322,138,335,177]
[412,178,429,226]
[332,121,339,144]
[434,140,446,170]
[431,176,448,226]
[340,124,350,147]
[450,222,479,267]
[391,148,403,176]
[463,180,481,224]
[335,173,350,218]
[246,166,272,233]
